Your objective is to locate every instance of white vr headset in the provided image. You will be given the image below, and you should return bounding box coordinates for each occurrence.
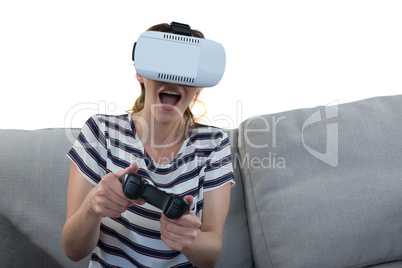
[132,22,226,88]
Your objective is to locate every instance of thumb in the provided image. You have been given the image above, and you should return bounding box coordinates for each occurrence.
[115,163,139,178]
[184,195,194,208]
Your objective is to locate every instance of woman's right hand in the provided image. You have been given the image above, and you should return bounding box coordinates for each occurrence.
[63,162,145,262]
[85,163,145,219]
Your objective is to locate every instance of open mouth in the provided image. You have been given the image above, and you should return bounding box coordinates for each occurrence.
[159,90,181,108]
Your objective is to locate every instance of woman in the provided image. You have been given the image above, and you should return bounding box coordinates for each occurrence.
[62,23,234,268]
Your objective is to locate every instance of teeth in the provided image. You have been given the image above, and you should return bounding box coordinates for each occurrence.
[162,91,180,96]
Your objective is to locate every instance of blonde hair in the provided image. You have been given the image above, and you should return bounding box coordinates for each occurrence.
[130,23,204,126]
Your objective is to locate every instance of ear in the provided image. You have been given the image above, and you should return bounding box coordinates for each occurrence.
[136,73,144,83]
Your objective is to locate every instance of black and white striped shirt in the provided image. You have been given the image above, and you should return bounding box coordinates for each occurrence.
[68,114,234,267]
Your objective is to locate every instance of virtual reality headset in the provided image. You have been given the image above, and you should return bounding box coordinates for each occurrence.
[132,22,226,88]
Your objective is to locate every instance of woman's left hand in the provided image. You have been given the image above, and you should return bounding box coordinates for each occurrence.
[159,195,202,251]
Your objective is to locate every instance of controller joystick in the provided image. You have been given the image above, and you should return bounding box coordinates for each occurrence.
[119,173,190,219]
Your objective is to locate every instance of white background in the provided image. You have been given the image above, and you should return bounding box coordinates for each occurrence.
[1,0,401,130]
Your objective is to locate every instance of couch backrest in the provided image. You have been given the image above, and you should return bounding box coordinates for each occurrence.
[237,95,402,267]
[0,128,89,267]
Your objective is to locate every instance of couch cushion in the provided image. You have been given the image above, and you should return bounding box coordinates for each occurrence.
[238,95,402,267]
[0,128,89,268]
[0,212,62,267]
[371,262,402,268]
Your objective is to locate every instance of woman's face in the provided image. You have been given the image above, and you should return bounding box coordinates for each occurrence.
[136,74,201,124]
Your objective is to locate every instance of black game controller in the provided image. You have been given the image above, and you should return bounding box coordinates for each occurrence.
[119,173,190,219]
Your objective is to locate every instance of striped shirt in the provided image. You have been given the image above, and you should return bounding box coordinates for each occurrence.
[67,114,235,268]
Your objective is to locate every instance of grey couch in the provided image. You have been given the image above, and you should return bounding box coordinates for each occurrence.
[1,95,402,268]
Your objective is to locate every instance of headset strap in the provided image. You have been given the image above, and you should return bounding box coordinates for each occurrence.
[170,21,192,36]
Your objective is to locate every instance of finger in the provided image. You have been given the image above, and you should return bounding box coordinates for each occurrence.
[95,196,127,217]
[108,163,139,198]
[161,213,201,230]
[128,197,146,206]
[91,203,122,219]
[115,163,139,178]
[102,173,133,201]
[96,179,132,209]
[183,195,194,208]
[160,217,198,251]
[98,183,144,213]
[161,233,190,251]
[160,234,186,251]
[89,187,128,218]
[112,164,146,205]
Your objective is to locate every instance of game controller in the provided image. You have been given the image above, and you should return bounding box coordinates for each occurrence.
[119,173,190,219]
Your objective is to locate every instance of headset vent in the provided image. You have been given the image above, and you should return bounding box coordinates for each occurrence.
[163,34,200,44]
[158,73,195,84]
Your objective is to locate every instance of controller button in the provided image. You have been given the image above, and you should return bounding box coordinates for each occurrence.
[126,183,139,198]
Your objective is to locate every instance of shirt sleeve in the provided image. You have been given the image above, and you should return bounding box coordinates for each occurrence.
[67,115,108,186]
[203,130,235,192]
